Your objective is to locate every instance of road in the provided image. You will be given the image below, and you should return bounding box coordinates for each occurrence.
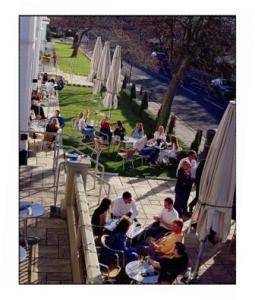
[122,61,230,134]
[82,41,229,134]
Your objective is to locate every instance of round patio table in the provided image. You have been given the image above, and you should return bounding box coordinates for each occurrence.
[19,201,45,241]
[125,260,159,284]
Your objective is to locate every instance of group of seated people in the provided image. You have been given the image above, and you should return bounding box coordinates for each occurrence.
[121,124,181,167]
[41,73,65,99]
[72,112,181,167]
[91,192,189,283]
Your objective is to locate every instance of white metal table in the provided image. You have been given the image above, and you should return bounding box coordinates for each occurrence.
[125,260,159,284]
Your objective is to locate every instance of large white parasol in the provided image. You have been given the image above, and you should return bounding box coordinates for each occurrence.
[87,37,102,82]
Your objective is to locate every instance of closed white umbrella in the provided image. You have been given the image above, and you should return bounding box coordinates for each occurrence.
[88,37,102,82]
[192,101,236,279]
[102,45,121,114]
[93,41,111,96]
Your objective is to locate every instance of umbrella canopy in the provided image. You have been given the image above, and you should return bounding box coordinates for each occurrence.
[93,41,111,96]
[88,37,102,82]
[195,101,236,242]
[102,45,121,110]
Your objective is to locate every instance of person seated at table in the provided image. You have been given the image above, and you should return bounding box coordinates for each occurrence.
[152,125,166,145]
[131,122,144,139]
[101,217,139,264]
[142,197,179,240]
[100,116,112,144]
[113,120,126,141]
[45,78,56,98]
[76,110,94,133]
[91,198,112,236]
[43,117,60,144]
[138,136,161,168]
[111,191,139,221]
[136,219,184,258]
[54,76,65,91]
[157,135,180,164]
[31,91,46,120]
[42,72,49,84]
[146,242,189,284]
[123,134,159,167]
[48,110,65,129]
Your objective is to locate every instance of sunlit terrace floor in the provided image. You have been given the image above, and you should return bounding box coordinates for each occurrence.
[19,149,236,284]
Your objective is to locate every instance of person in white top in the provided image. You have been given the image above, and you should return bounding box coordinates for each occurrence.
[153,125,166,143]
[142,197,179,240]
[157,135,180,164]
[111,191,139,220]
[176,150,197,179]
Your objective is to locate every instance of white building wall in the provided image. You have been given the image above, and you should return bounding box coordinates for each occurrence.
[19,16,37,152]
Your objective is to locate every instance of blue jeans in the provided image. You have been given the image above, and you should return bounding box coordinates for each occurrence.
[139,147,159,164]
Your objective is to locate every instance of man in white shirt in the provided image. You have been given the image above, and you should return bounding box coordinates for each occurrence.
[142,197,179,240]
[111,191,139,220]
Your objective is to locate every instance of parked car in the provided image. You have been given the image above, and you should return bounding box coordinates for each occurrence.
[210,78,236,99]
[151,51,168,61]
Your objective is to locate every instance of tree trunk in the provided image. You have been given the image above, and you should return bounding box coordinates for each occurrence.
[71,30,88,58]
[156,54,192,131]
[72,33,79,49]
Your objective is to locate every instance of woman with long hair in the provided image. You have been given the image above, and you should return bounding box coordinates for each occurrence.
[131,122,144,139]
[100,115,112,143]
[44,118,59,143]
[91,198,111,235]
[153,125,166,144]
[157,135,180,164]
[102,217,139,263]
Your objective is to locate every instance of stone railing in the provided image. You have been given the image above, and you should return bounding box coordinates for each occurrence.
[62,158,102,284]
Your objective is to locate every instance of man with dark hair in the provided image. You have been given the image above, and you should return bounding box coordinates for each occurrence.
[111,191,139,220]
[142,197,179,239]
[146,242,189,283]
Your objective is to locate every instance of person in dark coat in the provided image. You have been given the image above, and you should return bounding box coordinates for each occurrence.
[188,159,206,213]
[101,217,138,265]
[174,159,193,216]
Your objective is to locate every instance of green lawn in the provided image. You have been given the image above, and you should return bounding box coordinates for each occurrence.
[59,86,181,178]
[54,42,91,76]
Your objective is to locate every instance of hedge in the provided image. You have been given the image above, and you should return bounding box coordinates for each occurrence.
[119,90,156,134]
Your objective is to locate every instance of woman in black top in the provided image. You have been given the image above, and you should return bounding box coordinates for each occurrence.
[174,160,193,216]
[91,198,111,235]
[113,120,126,141]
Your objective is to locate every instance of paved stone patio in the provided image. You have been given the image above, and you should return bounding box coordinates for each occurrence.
[19,149,235,284]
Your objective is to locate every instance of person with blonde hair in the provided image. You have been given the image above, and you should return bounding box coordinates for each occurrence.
[131,122,144,139]
[153,125,166,144]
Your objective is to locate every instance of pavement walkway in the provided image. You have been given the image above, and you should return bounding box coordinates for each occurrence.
[19,150,236,284]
